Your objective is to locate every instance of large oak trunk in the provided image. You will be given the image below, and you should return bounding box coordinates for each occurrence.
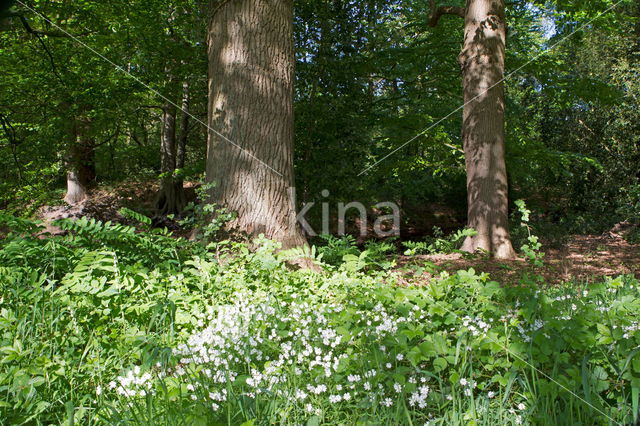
[458,0,515,259]
[206,0,306,249]
[64,119,95,205]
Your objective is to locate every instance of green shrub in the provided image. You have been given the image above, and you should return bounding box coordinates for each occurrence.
[402,227,477,256]
[316,234,359,266]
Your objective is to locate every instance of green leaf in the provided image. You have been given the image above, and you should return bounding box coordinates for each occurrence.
[433,357,448,372]
[306,415,320,426]
[632,386,639,425]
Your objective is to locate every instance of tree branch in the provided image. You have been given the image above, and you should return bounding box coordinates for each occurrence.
[6,12,70,37]
[93,127,120,148]
[428,0,465,27]
[5,12,67,84]
[0,114,17,146]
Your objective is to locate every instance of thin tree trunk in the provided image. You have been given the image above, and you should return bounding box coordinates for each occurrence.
[155,103,185,215]
[206,0,307,249]
[64,118,95,205]
[0,114,23,182]
[458,0,515,259]
[177,81,189,178]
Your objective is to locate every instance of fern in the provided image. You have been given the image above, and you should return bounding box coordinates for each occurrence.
[119,207,152,227]
[0,213,44,236]
[53,217,193,268]
[316,234,359,266]
[278,244,324,266]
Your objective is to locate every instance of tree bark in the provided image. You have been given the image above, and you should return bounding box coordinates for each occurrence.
[155,103,186,215]
[206,0,307,249]
[458,0,515,258]
[177,81,189,173]
[64,118,95,205]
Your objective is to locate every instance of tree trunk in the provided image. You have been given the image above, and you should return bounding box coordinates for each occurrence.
[176,81,189,180]
[206,0,307,249]
[155,103,185,215]
[64,118,95,205]
[458,0,516,259]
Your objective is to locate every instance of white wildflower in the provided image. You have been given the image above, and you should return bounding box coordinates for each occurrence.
[329,394,342,403]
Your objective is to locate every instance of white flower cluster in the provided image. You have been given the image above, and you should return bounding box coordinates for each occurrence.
[111,366,153,397]
[109,295,436,412]
[516,318,544,343]
[594,299,611,313]
[458,377,477,397]
[623,321,639,339]
[462,315,492,337]
[408,385,430,408]
[554,294,573,302]
[508,402,527,424]
[111,294,494,415]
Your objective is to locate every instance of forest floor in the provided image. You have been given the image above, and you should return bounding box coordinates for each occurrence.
[33,183,639,286]
[398,232,639,286]
[36,181,197,235]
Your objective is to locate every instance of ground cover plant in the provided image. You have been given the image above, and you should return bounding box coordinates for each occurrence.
[0,214,638,425]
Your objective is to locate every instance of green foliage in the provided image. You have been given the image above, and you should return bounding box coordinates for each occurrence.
[0,0,209,209]
[403,227,477,256]
[178,181,237,242]
[514,200,545,268]
[0,226,205,423]
[119,207,152,228]
[1,0,640,423]
[0,163,63,216]
[617,184,640,243]
[316,235,396,271]
[362,239,397,269]
[51,216,197,269]
[315,235,359,266]
[1,0,637,236]
[1,220,639,424]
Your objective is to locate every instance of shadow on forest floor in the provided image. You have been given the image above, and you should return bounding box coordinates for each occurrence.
[397,232,639,285]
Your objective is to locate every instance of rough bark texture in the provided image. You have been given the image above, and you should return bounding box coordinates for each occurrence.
[458,0,515,259]
[155,103,186,215]
[206,0,307,249]
[64,118,95,205]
